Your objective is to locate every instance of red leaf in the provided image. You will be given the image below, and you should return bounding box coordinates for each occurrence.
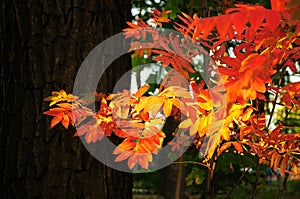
[249,8,265,31]
[231,10,249,35]
[265,10,281,32]
[286,59,297,73]
[271,0,289,11]
[201,17,215,38]
[215,14,232,39]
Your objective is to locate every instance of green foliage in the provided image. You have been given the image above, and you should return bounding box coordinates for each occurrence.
[186,167,205,186]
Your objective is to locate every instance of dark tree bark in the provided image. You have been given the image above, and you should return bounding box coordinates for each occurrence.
[1,0,132,198]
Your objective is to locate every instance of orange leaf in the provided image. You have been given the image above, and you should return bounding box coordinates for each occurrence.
[270,151,279,168]
[61,114,70,129]
[66,112,75,126]
[146,96,164,116]
[138,154,151,169]
[292,161,299,174]
[115,150,133,162]
[232,142,243,153]
[140,138,157,152]
[115,138,137,153]
[134,84,150,98]
[50,115,63,128]
[128,155,138,170]
[218,142,232,155]
[280,155,290,176]
[274,153,281,170]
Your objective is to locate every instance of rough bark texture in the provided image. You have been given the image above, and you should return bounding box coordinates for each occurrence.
[1,0,132,198]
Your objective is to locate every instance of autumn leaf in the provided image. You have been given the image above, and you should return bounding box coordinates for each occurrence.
[271,0,289,11]
[75,119,105,143]
[214,14,232,39]
[232,142,243,153]
[44,103,75,129]
[44,90,75,106]
[133,84,150,99]
[218,142,232,155]
[149,9,172,26]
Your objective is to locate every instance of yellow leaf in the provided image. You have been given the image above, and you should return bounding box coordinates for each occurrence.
[241,107,253,121]
[178,118,193,129]
[204,133,221,159]
[170,98,182,109]
[135,97,149,113]
[190,118,200,136]
[292,161,299,174]
[221,128,231,141]
[197,117,209,137]
[159,86,191,98]
[150,103,163,116]
[146,96,164,115]
[163,99,173,117]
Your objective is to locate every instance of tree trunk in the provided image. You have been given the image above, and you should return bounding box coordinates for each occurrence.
[0,0,132,198]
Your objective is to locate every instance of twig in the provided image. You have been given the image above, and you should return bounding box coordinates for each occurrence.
[282,108,292,124]
[250,158,260,199]
[226,167,251,199]
[277,166,291,199]
[267,81,282,128]
[172,161,210,170]
[174,156,183,199]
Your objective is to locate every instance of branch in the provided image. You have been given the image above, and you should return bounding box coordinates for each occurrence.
[250,158,260,199]
[174,156,183,199]
[172,161,210,170]
[267,53,295,128]
[277,166,291,199]
[226,167,251,198]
